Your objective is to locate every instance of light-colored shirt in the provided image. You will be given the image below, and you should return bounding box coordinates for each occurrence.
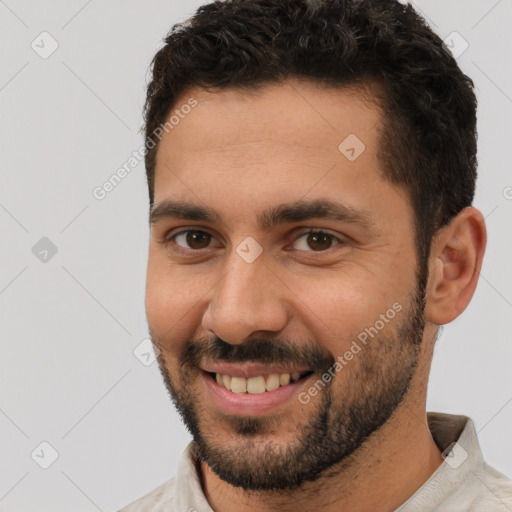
[117,412,512,511]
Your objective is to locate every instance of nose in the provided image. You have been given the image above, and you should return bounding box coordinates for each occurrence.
[201,255,289,345]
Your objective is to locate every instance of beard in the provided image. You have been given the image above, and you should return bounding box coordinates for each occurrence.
[151,268,428,492]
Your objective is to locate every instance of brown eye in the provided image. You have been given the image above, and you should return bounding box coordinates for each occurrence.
[293,230,342,252]
[174,230,212,250]
[306,232,333,251]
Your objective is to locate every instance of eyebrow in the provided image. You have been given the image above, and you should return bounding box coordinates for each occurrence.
[149,198,376,231]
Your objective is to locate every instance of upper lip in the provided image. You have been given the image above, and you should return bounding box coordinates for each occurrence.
[200,362,310,379]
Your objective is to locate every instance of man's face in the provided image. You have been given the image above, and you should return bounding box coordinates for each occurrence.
[145,80,427,490]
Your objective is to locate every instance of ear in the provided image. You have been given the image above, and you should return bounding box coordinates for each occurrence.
[425,207,487,325]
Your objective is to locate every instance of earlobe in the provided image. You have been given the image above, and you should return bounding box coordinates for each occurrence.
[425,207,487,326]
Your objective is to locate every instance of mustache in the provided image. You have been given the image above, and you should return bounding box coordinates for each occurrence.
[179,336,336,374]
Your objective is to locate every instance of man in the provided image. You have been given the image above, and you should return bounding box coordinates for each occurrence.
[119,0,512,510]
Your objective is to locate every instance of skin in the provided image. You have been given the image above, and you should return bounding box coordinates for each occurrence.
[145,79,487,511]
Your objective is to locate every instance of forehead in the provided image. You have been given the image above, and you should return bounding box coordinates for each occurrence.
[159,79,382,160]
[151,79,410,235]
[155,80,384,183]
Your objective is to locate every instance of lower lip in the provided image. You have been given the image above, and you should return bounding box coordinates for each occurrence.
[201,371,312,416]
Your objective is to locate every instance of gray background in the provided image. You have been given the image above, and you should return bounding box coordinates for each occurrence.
[1,1,511,510]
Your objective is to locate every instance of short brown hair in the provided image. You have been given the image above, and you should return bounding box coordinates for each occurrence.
[143,0,478,270]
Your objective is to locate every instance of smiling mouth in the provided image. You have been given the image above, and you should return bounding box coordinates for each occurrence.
[206,371,314,394]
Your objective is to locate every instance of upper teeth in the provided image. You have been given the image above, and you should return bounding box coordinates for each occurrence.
[215,372,302,394]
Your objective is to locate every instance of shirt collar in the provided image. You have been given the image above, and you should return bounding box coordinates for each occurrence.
[397,412,483,511]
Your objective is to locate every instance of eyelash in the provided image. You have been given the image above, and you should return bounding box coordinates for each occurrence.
[162,228,346,254]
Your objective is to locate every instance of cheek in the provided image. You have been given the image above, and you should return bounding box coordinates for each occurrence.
[146,252,188,315]
[145,260,169,330]
[145,260,197,352]
[290,268,404,353]
[145,253,227,358]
